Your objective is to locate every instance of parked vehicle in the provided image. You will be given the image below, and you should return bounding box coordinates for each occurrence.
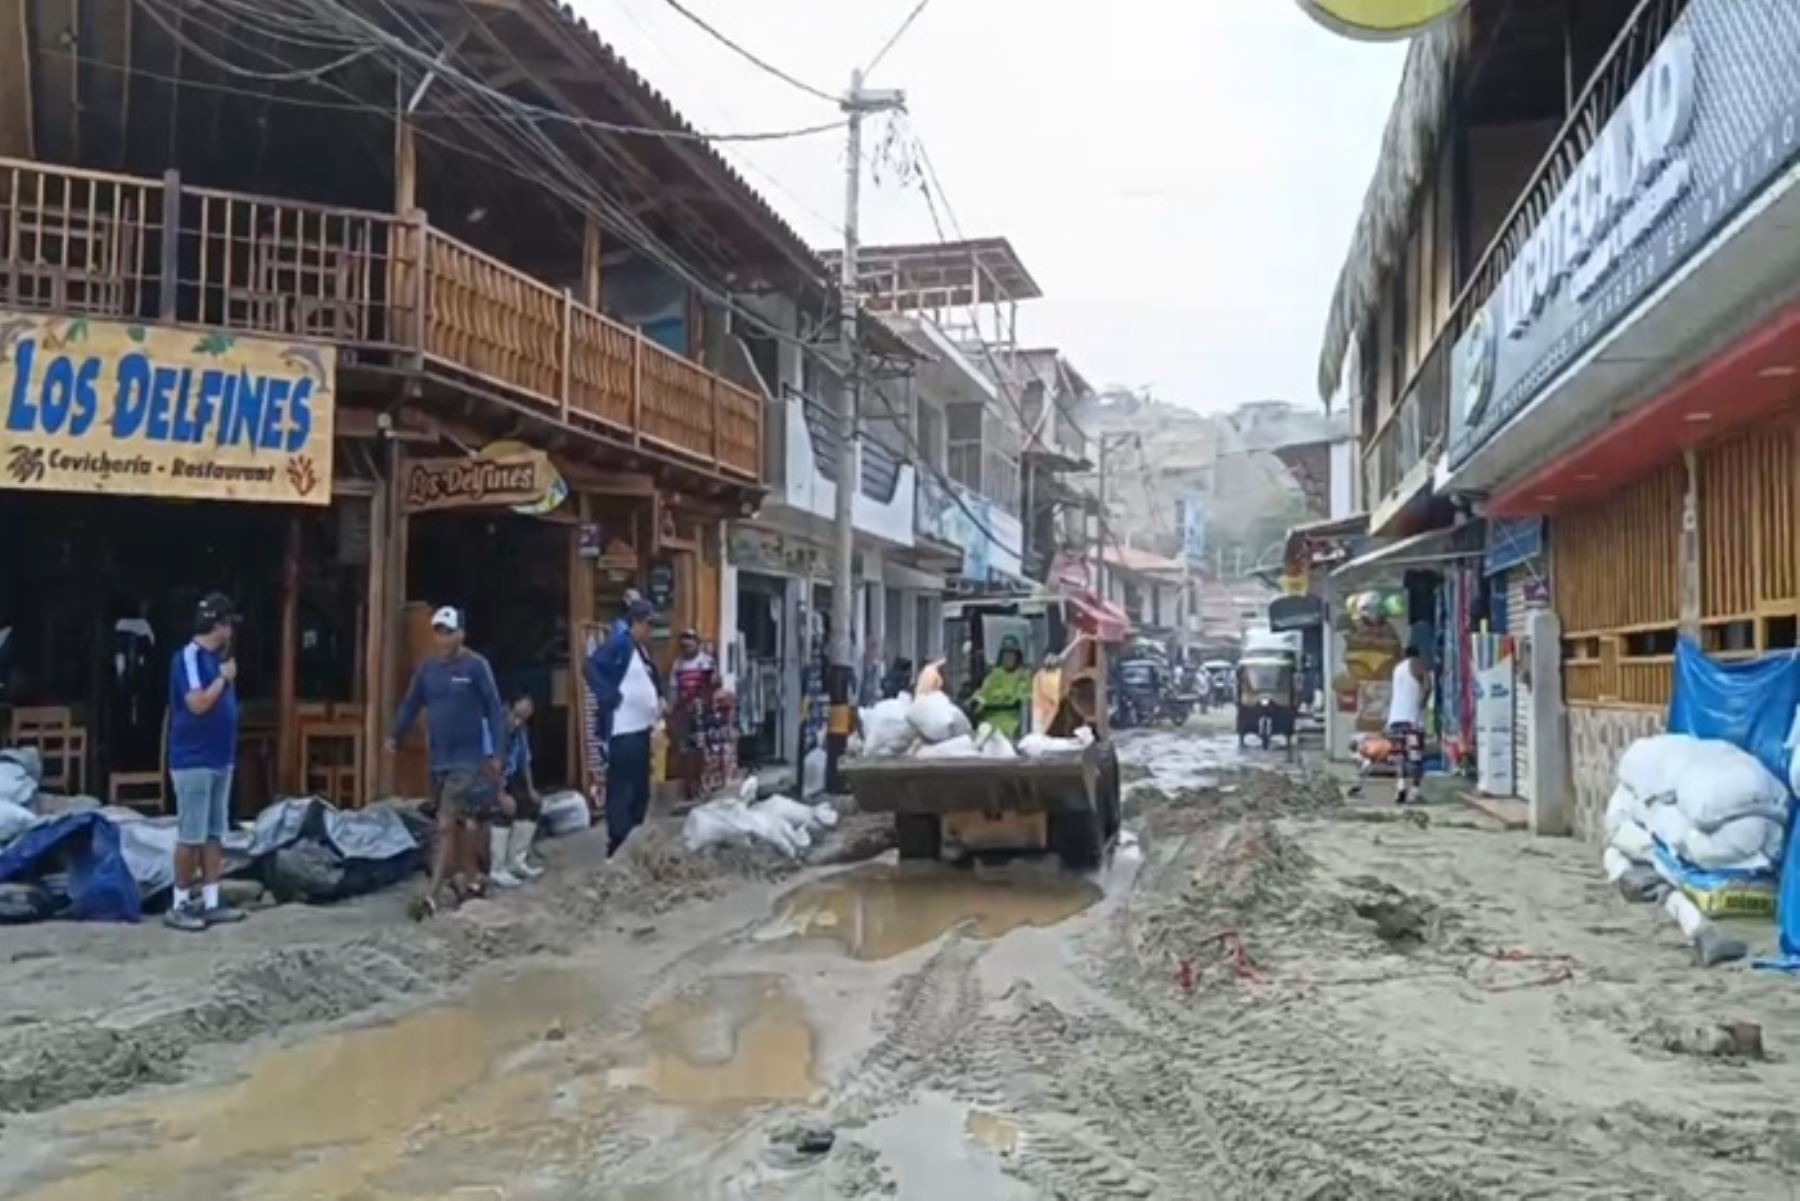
[1236,655,1297,749]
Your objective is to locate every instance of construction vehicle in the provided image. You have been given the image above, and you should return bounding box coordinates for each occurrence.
[841,592,1123,868]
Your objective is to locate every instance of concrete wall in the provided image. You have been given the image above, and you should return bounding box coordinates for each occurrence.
[1567,704,1665,842]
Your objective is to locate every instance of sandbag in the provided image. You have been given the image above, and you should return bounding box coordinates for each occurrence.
[0,799,34,846]
[1680,814,1784,873]
[1671,740,1787,832]
[1608,818,1655,865]
[907,691,971,745]
[802,748,827,798]
[1616,735,1699,801]
[860,694,916,758]
[754,795,838,832]
[1652,838,1778,919]
[1604,784,1647,839]
[0,754,38,809]
[911,734,975,760]
[540,790,591,837]
[973,725,1018,760]
[1019,733,1086,759]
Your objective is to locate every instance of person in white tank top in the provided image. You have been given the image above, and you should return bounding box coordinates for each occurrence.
[1386,647,1430,802]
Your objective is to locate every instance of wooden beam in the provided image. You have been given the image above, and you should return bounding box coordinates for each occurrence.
[0,0,32,158]
[276,513,302,793]
[394,118,418,215]
[582,215,603,309]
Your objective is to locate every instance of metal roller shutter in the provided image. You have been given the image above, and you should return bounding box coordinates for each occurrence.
[1508,564,1536,803]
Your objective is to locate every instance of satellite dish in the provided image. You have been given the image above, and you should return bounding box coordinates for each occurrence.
[1295,0,1467,41]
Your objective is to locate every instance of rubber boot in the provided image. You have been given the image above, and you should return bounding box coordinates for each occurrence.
[510,820,544,879]
[488,826,522,888]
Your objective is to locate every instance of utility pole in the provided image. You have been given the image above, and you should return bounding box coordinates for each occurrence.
[827,68,905,793]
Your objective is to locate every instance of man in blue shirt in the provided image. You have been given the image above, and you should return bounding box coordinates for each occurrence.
[165,593,248,932]
[388,606,506,916]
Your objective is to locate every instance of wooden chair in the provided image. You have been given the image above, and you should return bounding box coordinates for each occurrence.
[107,713,170,815]
[301,720,365,809]
[10,706,88,796]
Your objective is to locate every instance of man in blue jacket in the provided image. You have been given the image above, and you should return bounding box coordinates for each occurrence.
[584,597,662,855]
[388,606,507,915]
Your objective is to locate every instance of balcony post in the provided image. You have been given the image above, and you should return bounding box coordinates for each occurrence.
[631,328,644,446]
[710,377,721,466]
[409,209,429,359]
[559,286,573,424]
[158,169,181,322]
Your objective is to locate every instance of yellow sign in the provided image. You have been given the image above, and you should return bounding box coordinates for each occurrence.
[0,311,334,504]
[1296,0,1465,40]
[404,450,551,513]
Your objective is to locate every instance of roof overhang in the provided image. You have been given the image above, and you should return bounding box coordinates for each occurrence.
[1332,521,1484,578]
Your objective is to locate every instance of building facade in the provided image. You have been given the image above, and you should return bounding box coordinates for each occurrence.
[1321,0,1800,836]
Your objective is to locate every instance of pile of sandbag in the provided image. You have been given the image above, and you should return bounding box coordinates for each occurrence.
[1603,733,1791,959]
[683,776,839,859]
[855,659,1095,763]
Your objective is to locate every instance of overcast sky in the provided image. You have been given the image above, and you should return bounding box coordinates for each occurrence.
[579,0,1406,412]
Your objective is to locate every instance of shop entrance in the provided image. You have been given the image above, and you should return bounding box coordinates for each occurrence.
[405,512,573,787]
[0,491,363,810]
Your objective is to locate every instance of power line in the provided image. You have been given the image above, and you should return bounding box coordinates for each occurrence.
[654,0,841,105]
[865,0,933,77]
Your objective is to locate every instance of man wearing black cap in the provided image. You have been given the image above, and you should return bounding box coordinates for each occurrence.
[164,592,247,931]
[583,597,662,854]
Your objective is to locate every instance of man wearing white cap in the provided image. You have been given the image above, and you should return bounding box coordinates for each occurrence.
[389,605,507,915]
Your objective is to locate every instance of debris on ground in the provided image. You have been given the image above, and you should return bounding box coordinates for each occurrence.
[1641,1018,1766,1060]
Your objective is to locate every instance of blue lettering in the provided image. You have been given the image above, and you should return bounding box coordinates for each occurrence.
[70,356,100,436]
[5,338,36,432]
[194,370,224,444]
[39,354,74,434]
[286,377,314,451]
[146,366,178,442]
[229,371,265,447]
[170,366,197,444]
[259,377,290,450]
[216,373,238,445]
[112,353,151,436]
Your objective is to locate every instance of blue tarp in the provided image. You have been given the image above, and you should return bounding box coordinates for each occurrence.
[0,812,141,923]
[1666,638,1800,788]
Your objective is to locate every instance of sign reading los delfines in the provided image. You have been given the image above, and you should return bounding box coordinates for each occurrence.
[1,311,336,504]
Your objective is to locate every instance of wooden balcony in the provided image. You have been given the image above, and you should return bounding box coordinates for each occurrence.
[0,156,761,483]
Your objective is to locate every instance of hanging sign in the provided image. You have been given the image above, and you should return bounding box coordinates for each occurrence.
[480,439,567,516]
[404,449,550,513]
[1295,0,1466,41]
[1,312,335,505]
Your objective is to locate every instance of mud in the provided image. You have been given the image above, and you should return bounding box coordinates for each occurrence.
[9,718,1800,1199]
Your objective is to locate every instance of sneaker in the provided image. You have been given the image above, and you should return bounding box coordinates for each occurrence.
[163,901,206,932]
[203,903,248,925]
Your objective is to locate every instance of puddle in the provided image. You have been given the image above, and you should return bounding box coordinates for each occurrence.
[965,1109,1022,1156]
[764,863,1102,961]
[19,967,597,1201]
[610,974,822,1107]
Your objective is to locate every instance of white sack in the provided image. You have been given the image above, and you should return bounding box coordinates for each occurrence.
[1616,734,1699,801]
[974,724,1018,760]
[1663,888,1707,941]
[0,799,34,846]
[1672,740,1788,831]
[755,794,839,832]
[802,748,827,798]
[1602,846,1634,883]
[1678,814,1784,873]
[1608,818,1656,866]
[914,734,978,760]
[907,691,971,745]
[684,798,809,858]
[1604,784,1647,840]
[540,790,591,837]
[1019,733,1086,759]
[860,694,916,758]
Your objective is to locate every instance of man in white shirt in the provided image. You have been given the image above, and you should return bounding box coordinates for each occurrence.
[1386,644,1430,804]
[584,598,664,854]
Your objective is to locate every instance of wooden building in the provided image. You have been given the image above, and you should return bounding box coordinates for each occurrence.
[0,0,836,807]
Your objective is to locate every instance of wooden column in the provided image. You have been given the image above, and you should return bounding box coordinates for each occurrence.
[360,476,390,801]
[568,493,595,793]
[394,119,417,214]
[1679,448,1701,640]
[581,217,603,310]
[276,512,302,793]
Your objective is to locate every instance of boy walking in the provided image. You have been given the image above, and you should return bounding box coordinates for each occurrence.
[165,593,248,932]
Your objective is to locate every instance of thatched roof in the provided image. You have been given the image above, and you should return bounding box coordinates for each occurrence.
[1315,18,1469,404]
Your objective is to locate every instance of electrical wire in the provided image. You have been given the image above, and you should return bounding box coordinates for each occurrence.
[865,0,933,77]
[654,0,841,105]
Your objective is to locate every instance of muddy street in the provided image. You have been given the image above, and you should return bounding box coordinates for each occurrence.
[5,718,1800,1200]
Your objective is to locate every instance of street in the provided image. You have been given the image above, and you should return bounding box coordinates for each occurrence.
[4,715,1800,1200]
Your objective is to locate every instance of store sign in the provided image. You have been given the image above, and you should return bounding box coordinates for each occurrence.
[1177,493,1208,566]
[1,312,335,504]
[404,450,550,513]
[1450,0,1800,469]
[480,439,566,516]
[1295,0,1465,41]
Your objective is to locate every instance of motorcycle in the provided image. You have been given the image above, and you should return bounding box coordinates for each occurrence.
[1112,657,1192,728]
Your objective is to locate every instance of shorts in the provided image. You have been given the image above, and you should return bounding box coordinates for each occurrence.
[171,767,233,845]
[432,768,502,822]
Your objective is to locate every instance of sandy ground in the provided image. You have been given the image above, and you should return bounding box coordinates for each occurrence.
[4,715,1800,1199]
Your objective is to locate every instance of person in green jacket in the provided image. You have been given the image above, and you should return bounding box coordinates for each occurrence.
[973,635,1032,740]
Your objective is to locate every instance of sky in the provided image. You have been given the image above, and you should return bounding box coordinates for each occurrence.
[577,0,1407,412]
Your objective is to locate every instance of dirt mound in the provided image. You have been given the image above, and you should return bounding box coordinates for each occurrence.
[1126,766,1342,834]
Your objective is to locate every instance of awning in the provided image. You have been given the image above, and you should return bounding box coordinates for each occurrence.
[1065,590,1132,644]
[1331,522,1484,578]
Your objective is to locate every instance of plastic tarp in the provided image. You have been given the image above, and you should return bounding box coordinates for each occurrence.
[0,811,140,922]
[1667,638,1800,787]
[110,811,254,898]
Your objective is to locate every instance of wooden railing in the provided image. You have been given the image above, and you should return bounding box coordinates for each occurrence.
[1363,329,1450,513]
[0,156,760,482]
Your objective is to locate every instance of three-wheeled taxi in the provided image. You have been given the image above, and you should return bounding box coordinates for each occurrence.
[1236,655,1297,749]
